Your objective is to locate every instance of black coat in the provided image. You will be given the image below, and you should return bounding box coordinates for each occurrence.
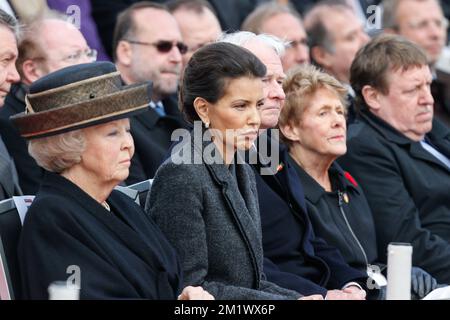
[127,96,188,184]
[252,139,368,297]
[291,159,378,272]
[339,110,450,284]
[0,84,45,194]
[18,172,182,299]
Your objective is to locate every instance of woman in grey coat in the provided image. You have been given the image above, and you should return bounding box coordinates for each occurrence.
[148,42,315,300]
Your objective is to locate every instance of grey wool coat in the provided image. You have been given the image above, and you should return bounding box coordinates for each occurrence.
[147,132,301,300]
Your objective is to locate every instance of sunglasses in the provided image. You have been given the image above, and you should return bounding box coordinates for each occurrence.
[126,39,188,54]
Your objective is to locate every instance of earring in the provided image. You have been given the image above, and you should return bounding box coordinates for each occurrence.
[204,122,209,128]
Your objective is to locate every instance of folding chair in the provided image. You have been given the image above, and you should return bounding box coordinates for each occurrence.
[0,198,22,299]
[127,179,153,209]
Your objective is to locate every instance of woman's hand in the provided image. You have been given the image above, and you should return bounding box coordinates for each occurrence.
[178,286,215,300]
[298,294,324,300]
[342,286,366,300]
[325,288,366,300]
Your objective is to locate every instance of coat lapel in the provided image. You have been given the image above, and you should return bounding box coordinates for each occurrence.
[93,194,170,272]
[134,107,160,130]
[208,162,262,279]
[409,120,450,173]
[278,149,307,213]
[409,142,450,173]
[47,173,168,272]
[363,111,450,173]
[197,137,262,278]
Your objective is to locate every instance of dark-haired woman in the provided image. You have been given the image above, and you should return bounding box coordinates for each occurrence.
[147,42,318,300]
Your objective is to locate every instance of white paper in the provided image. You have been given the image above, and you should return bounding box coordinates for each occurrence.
[12,195,35,225]
[386,243,412,300]
[422,286,450,300]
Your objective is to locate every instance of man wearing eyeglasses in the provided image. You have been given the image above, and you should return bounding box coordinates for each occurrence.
[0,17,96,195]
[113,2,189,184]
[383,0,450,127]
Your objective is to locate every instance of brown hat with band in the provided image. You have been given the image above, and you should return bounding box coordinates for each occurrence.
[11,61,152,139]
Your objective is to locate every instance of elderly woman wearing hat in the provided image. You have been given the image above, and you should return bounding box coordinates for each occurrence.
[13,62,213,300]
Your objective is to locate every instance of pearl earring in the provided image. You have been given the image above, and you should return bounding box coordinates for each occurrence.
[205,122,209,128]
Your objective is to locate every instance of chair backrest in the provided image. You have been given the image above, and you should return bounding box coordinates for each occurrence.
[114,185,139,205]
[127,179,153,210]
[0,198,22,300]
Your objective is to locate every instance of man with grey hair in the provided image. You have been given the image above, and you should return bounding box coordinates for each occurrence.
[219,31,286,130]
[219,31,372,299]
[382,0,447,66]
[304,0,370,122]
[382,0,450,126]
[241,2,309,71]
[0,16,96,195]
[0,9,21,201]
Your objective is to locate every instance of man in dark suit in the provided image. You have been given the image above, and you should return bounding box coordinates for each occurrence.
[339,34,450,284]
[0,17,95,195]
[113,2,188,184]
[382,0,450,126]
[0,10,21,200]
[221,31,371,299]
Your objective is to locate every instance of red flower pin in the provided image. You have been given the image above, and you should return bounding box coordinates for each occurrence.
[344,171,358,187]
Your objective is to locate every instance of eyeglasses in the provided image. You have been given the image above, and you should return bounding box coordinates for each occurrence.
[62,48,98,63]
[125,39,188,54]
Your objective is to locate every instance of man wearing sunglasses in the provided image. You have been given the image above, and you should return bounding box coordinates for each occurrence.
[114,2,189,185]
[0,17,95,195]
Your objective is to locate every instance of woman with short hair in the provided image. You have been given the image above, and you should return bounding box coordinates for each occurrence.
[15,61,213,300]
[278,64,440,299]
